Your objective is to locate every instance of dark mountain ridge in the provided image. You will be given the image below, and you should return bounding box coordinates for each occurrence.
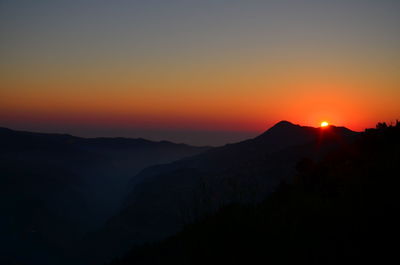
[81,121,358,263]
[0,127,209,265]
[0,122,359,264]
[108,122,400,265]
[0,127,206,149]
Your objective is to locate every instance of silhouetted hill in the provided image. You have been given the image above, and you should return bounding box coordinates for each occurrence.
[108,122,400,265]
[82,121,357,263]
[0,127,208,265]
[0,122,362,264]
[256,120,354,145]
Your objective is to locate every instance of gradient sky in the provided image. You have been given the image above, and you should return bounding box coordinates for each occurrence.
[1,0,399,145]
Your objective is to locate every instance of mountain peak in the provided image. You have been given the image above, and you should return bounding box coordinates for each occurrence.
[264,120,304,134]
[255,120,358,145]
[254,120,306,143]
[252,120,356,152]
[271,120,297,129]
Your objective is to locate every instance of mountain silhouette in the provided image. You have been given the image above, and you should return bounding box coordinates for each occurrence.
[0,127,208,265]
[81,121,358,263]
[256,120,355,144]
[0,122,361,264]
[107,122,400,265]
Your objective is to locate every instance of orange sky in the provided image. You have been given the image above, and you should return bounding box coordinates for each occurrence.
[1,1,399,144]
[1,55,398,133]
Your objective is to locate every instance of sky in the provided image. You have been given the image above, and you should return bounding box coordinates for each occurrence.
[1,0,399,145]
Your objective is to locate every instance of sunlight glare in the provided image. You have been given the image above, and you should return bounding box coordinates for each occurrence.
[320,121,329,127]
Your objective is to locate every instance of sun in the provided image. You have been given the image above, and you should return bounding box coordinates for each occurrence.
[320,121,329,127]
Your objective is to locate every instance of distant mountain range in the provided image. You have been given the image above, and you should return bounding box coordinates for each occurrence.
[0,122,359,264]
[0,127,208,265]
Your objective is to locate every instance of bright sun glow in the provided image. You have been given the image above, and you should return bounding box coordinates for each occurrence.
[320,121,329,127]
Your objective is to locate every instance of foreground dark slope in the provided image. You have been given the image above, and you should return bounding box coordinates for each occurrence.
[83,121,357,263]
[110,123,400,265]
[0,127,208,265]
